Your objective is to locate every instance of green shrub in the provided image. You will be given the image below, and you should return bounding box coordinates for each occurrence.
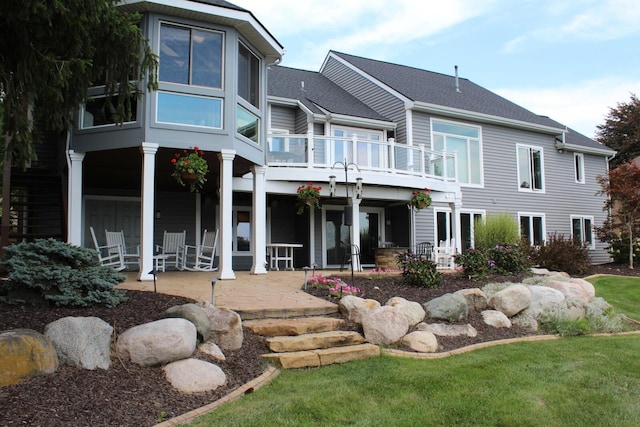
[474,213,520,250]
[532,233,591,276]
[603,231,640,265]
[396,253,442,288]
[454,249,490,279]
[0,238,127,307]
[455,244,531,279]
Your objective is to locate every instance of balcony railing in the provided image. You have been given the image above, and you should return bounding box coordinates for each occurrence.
[266,134,457,182]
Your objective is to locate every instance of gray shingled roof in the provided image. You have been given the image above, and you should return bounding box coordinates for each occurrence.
[188,0,247,12]
[268,65,391,122]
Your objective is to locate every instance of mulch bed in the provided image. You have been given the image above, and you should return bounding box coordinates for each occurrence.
[1,263,638,426]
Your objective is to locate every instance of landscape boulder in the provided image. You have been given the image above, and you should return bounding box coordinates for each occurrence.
[418,323,478,337]
[525,285,566,320]
[454,288,488,311]
[339,295,381,324]
[424,293,468,321]
[385,297,426,326]
[163,358,226,394]
[198,341,226,361]
[199,305,243,350]
[568,278,596,300]
[116,318,197,367]
[481,310,512,328]
[0,329,59,387]
[545,280,591,304]
[163,303,211,342]
[361,306,409,345]
[401,331,438,353]
[44,316,113,370]
[488,284,531,317]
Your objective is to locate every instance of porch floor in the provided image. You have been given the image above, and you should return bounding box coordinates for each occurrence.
[116,270,340,320]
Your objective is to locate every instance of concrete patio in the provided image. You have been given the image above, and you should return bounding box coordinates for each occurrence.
[116,270,339,319]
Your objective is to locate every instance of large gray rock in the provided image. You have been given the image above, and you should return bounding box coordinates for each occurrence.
[164,303,211,342]
[424,293,468,321]
[339,295,381,324]
[163,358,226,393]
[454,288,487,311]
[418,323,478,337]
[526,285,566,320]
[116,318,197,367]
[361,306,409,345]
[481,310,512,328]
[0,329,59,387]
[385,297,425,326]
[198,341,226,361]
[401,331,438,353]
[44,316,113,370]
[199,305,243,350]
[488,284,531,317]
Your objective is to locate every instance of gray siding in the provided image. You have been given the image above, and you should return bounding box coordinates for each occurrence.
[271,105,296,132]
[321,57,407,143]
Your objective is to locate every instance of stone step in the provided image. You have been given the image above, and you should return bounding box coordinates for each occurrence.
[262,343,380,369]
[244,317,344,336]
[266,331,365,352]
[236,304,338,321]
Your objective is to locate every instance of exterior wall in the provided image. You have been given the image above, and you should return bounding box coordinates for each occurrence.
[270,105,296,132]
[321,57,407,143]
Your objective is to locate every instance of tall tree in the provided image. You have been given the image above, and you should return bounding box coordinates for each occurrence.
[596,93,640,169]
[0,0,157,167]
[596,161,640,269]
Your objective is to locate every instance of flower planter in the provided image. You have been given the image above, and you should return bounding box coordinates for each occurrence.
[181,172,199,182]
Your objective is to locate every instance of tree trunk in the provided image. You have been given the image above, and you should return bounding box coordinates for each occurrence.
[1,134,13,254]
[628,223,634,269]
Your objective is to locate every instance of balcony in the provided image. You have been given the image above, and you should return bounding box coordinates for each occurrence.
[266,134,457,183]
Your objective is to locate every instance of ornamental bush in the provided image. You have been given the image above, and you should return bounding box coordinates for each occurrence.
[396,253,442,288]
[455,244,531,279]
[0,238,127,307]
[531,233,591,276]
[474,213,520,250]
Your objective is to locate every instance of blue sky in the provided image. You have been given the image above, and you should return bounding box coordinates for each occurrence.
[234,0,640,139]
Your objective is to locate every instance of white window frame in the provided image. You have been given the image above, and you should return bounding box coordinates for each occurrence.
[431,118,484,187]
[433,207,453,245]
[233,207,252,254]
[330,126,384,167]
[574,152,585,184]
[517,144,545,193]
[460,209,485,250]
[518,212,546,246]
[570,215,595,249]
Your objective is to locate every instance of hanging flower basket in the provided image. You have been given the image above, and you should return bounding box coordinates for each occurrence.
[410,188,432,211]
[296,182,322,215]
[171,146,209,192]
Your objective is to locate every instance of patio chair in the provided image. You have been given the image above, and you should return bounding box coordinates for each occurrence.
[381,241,398,248]
[155,230,186,272]
[179,229,219,271]
[414,241,433,258]
[434,238,455,269]
[105,229,140,270]
[89,226,125,271]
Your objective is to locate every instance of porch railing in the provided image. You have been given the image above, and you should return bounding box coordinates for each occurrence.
[266,134,457,182]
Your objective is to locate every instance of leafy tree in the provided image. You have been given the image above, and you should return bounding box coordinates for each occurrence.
[596,93,640,169]
[595,161,640,268]
[0,0,158,168]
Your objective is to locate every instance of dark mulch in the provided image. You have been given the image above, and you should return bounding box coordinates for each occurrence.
[0,263,637,426]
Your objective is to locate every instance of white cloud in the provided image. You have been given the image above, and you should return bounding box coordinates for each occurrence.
[494,77,640,138]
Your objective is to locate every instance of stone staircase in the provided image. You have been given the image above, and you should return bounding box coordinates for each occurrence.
[244,317,380,369]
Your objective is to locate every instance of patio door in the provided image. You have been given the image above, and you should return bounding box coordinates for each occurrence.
[323,207,383,267]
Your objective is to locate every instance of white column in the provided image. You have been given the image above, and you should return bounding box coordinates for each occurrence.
[451,198,462,256]
[66,150,85,246]
[350,198,362,271]
[251,165,267,274]
[138,143,158,281]
[218,150,236,280]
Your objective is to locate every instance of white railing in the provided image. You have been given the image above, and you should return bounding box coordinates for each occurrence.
[266,134,457,182]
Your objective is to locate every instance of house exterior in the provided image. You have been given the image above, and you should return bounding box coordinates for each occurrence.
[5,0,615,280]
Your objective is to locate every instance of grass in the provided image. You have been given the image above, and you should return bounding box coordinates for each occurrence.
[189,335,640,426]
[589,275,640,321]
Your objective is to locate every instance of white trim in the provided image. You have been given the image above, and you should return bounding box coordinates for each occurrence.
[516,143,545,193]
[431,118,484,187]
[459,209,485,250]
[555,141,616,157]
[570,214,596,250]
[517,212,546,246]
[574,152,585,184]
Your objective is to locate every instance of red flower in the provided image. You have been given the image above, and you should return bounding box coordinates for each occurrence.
[171,158,177,164]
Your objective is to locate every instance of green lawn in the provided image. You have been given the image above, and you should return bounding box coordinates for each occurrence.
[590,275,640,321]
[189,335,640,426]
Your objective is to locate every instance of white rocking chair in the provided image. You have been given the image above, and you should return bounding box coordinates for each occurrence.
[89,226,125,271]
[434,238,456,270]
[155,230,186,272]
[180,229,219,271]
[105,229,140,270]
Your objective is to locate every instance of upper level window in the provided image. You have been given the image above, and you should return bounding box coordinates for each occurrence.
[571,215,594,248]
[237,105,258,143]
[517,144,544,191]
[81,95,137,129]
[574,153,585,184]
[432,120,482,186]
[159,23,223,89]
[238,42,259,107]
[157,92,222,128]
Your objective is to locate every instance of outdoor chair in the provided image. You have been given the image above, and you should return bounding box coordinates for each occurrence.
[179,229,219,271]
[155,230,186,272]
[89,226,125,271]
[381,241,398,248]
[414,241,433,258]
[434,238,455,269]
[105,229,140,270]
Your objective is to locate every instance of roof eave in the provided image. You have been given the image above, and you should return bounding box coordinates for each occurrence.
[412,101,565,135]
[555,141,616,157]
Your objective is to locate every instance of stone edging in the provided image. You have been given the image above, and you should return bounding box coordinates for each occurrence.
[382,330,640,360]
[154,365,281,427]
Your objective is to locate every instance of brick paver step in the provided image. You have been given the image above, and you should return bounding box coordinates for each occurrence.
[262,343,380,369]
[244,317,344,336]
[266,331,365,352]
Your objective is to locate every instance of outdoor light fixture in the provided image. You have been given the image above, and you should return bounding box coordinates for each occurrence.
[329,175,336,197]
[355,177,363,199]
